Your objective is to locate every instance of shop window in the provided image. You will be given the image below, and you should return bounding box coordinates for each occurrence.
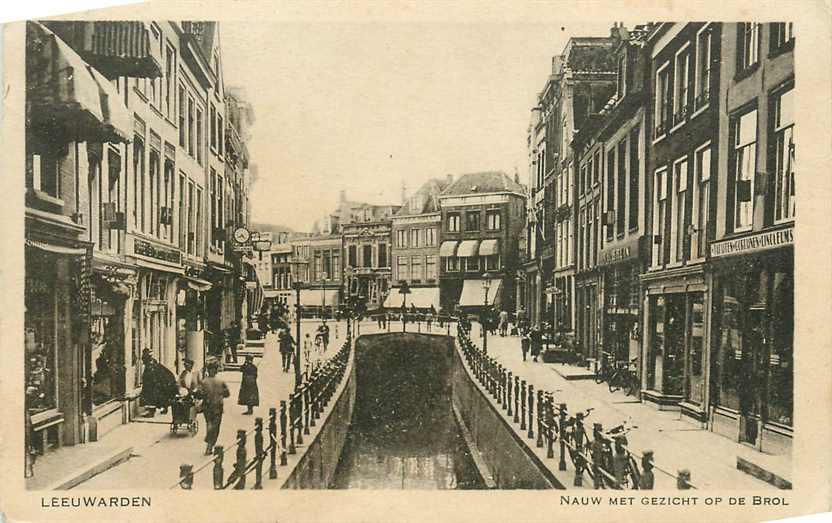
[90,294,124,406]
[647,294,685,395]
[465,211,480,232]
[25,254,59,414]
[411,256,423,281]
[686,293,706,405]
[767,270,793,426]
[715,277,745,411]
[738,23,761,73]
[732,109,757,232]
[397,256,409,281]
[446,256,459,272]
[771,88,795,223]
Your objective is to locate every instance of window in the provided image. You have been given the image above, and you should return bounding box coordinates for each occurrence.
[592,201,600,266]
[770,23,794,53]
[445,256,459,272]
[187,97,194,157]
[348,245,357,268]
[165,44,175,118]
[396,229,406,248]
[426,255,437,280]
[695,25,712,110]
[218,115,224,156]
[411,256,423,280]
[378,243,388,268]
[425,228,436,247]
[362,245,372,268]
[410,228,420,248]
[628,127,640,230]
[210,104,216,150]
[692,144,711,260]
[674,45,691,126]
[771,88,795,223]
[485,254,501,271]
[178,173,185,249]
[187,182,195,255]
[593,150,601,184]
[606,148,615,240]
[655,63,672,136]
[486,210,501,230]
[397,256,409,281]
[447,213,460,232]
[465,211,480,231]
[617,139,627,236]
[738,23,760,72]
[26,146,60,198]
[196,108,203,165]
[178,86,185,146]
[195,188,203,254]
[465,256,479,272]
[149,150,160,236]
[733,109,758,231]
[672,158,688,263]
[652,168,668,267]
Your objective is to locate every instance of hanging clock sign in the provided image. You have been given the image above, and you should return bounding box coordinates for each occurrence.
[233,227,251,245]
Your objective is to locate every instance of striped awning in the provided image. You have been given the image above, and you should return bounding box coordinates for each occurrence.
[457,240,480,258]
[479,239,499,256]
[458,279,502,307]
[439,241,458,257]
[27,22,132,143]
[43,21,163,79]
[383,287,439,309]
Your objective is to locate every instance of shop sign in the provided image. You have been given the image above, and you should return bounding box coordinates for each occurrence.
[134,238,181,265]
[598,236,642,267]
[710,227,794,259]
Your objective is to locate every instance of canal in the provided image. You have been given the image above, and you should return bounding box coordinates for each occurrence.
[331,333,485,489]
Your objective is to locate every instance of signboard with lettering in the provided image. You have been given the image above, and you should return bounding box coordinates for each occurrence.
[598,236,643,267]
[710,227,794,258]
[134,238,182,265]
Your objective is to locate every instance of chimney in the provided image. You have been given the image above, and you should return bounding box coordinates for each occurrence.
[446,174,454,186]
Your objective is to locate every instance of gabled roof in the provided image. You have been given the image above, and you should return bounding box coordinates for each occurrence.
[440,171,524,197]
[395,177,453,216]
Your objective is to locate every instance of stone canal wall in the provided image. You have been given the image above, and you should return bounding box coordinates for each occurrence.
[450,339,563,489]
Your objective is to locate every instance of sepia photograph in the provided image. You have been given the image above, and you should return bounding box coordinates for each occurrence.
[3,1,830,522]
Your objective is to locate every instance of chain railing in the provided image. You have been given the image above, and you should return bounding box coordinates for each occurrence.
[455,320,696,490]
[172,335,352,489]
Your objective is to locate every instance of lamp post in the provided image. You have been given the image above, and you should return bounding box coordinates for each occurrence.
[292,280,303,390]
[399,281,411,332]
[320,272,328,322]
[482,273,492,355]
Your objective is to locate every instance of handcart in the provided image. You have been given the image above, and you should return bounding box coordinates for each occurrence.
[170,390,199,436]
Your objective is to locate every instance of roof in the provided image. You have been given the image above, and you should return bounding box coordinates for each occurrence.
[395,177,453,217]
[440,171,524,197]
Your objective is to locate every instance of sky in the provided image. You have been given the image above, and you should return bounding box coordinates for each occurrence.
[221,21,613,232]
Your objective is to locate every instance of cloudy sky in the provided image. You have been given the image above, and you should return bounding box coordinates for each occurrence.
[221,21,612,232]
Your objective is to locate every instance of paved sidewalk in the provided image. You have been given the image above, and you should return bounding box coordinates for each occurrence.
[478,331,787,489]
[33,320,348,490]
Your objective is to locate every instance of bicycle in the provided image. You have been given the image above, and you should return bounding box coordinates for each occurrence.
[607,357,639,396]
[594,351,615,385]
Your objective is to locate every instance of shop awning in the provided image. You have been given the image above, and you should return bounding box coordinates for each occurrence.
[383,287,440,309]
[439,241,458,257]
[25,238,87,256]
[44,21,163,79]
[263,289,281,299]
[458,279,503,307]
[479,239,499,256]
[298,289,338,308]
[184,275,212,292]
[457,240,480,258]
[27,22,132,144]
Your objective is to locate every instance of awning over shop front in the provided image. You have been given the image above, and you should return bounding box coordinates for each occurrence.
[25,238,87,256]
[183,275,212,292]
[44,21,163,79]
[479,239,499,256]
[298,289,338,308]
[383,287,440,309]
[458,279,503,307]
[439,241,458,257]
[27,22,132,144]
[457,240,480,258]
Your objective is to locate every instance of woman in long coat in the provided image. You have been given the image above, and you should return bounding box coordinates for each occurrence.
[140,350,178,416]
[238,355,260,414]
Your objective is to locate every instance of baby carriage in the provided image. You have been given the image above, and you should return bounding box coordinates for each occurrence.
[170,388,199,436]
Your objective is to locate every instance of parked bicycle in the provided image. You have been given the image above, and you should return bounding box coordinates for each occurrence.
[607,357,639,396]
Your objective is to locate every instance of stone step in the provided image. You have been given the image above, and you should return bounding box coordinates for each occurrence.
[736,455,792,489]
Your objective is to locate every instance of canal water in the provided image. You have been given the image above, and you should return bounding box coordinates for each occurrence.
[331,334,484,489]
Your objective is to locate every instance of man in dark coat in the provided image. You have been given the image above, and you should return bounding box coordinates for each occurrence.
[237,355,259,415]
[279,329,295,373]
[140,350,178,416]
[200,360,230,455]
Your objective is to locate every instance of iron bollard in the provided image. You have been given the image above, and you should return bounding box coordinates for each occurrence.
[677,469,692,490]
[640,450,655,489]
[268,408,278,480]
[612,436,627,488]
[213,446,224,489]
[254,418,264,489]
[513,377,520,423]
[288,395,297,453]
[279,401,288,465]
[235,430,247,490]
[591,423,604,489]
[558,403,567,471]
[573,412,585,487]
[546,397,555,459]
[536,390,544,448]
[527,384,535,440]
[294,393,304,446]
[507,371,513,417]
[520,380,527,431]
[179,464,193,489]
[303,386,311,436]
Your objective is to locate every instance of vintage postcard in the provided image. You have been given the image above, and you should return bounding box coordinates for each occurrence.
[1,1,830,522]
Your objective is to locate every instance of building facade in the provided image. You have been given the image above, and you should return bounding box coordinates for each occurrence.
[341,204,398,312]
[438,172,526,313]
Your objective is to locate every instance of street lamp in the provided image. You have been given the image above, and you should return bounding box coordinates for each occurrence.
[291,280,304,390]
[399,281,411,332]
[320,272,328,322]
[482,273,492,355]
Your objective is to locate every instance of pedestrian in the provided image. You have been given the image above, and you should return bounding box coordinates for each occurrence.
[520,329,530,362]
[140,349,178,417]
[279,329,295,373]
[426,313,432,332]
[302,333,313,375]
[499,309,509,337]
[530,324,543,363]
[178,358,201,398]
[199,360,230,455]
[377,314,383,329]
[238,355,259,415]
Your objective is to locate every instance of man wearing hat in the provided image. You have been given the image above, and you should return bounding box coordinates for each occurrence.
[199,360,230,455]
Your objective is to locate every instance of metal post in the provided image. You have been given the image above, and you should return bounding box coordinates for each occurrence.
[483,288,489,356]
[254,418,264,489]
[513,377,520,423]
[677,469,692,490]
[287,398,296,455]
[213,446,224,489]
[507,371,513,417]
[520,380,527,431]
[546,397,555,459]
[234,430,247,490]
[179,464,194,489]
[303,385,311,435]
[536,390,544,448]
[591,423,603,489]
[294,393,304,446]
[574,412,584,487]
[268,408,277,480]
[640,450,655,489]
[294,286,302,390]
[558,403,567,471]
[279,401,288,465]
[527,384,535,440]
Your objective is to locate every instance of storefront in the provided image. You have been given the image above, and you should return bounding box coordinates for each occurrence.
[641,265,709,416]
[598,237,645,365]
[575,274,600,361]
[709,227,793,455]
